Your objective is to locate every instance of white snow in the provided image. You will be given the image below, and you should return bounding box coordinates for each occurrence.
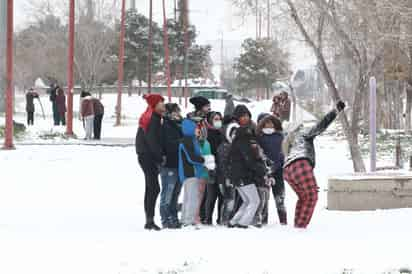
[1,94,411,274]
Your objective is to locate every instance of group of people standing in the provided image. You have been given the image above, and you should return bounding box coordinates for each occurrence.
[136,93,346,231]
[80,91,104,140]
[25,85,104,141]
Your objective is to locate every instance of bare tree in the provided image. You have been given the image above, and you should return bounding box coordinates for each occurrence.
[74,0,119,92]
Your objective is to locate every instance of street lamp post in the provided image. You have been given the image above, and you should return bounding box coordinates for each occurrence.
[0,0,7,113]
[115,0,126,126]
[66,0,75,136]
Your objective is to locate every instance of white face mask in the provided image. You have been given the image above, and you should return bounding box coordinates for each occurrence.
[262,128,275,135]
[213,120,222,129]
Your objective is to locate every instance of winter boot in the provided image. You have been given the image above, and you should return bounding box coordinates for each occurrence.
[144,219,162,231]
[278,210,287,225]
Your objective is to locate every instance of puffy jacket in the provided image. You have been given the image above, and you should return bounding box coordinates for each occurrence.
[257,132,284,172]
[207,128,224,157]
[136,111,163,164]
[161,117,182,169]
[178,119,205,183]
[229,127,263,187]
[284,109,337,168]
[81,96,94,117]
[92,98,104,115]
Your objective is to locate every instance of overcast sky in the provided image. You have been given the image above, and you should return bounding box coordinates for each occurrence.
[13,0,314,70]
[14,0,255,43]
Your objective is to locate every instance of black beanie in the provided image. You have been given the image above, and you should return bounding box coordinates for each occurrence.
[189,96,210,111]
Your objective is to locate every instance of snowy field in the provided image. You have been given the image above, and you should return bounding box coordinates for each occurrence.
[1,94,412,274]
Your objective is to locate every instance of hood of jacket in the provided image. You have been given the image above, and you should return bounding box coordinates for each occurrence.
[182,118,197,137]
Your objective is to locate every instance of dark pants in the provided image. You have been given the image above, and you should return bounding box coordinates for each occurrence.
[205,178,224,225]
[160,167,181,226]
[255,187,270,226]
[94,114,104,140]
[271,168,287,225]
[27,111,34,125]
[52,103,59,125]
[220,183,236,225]
[284,160,318,228]
[138,154,161,224]
[57,113,66,126]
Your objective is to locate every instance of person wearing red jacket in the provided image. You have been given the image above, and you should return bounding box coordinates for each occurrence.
[136,94,166,231]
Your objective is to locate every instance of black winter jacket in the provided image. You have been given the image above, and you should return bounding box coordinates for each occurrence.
[229,127,265,187]
[135,112,163,164]
[161,117,182,169]
[207,128,224,157]
[284,109,337,168]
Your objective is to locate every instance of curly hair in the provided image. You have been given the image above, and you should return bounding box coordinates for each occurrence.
[256,115,283,135]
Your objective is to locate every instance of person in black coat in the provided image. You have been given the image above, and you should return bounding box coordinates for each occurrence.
[25,88,39,126]
[47,83,59,126]
[204,111,225,225]
[136,94,166,231]
[159,103,183,229]
[228,126,261,228]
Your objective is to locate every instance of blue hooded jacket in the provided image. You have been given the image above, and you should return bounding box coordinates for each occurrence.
[178,119,205,183]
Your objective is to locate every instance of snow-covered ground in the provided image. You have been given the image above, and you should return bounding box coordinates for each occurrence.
[1,94,411,274]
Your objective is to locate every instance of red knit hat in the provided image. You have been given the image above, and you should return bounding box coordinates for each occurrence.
[143,94,164,108]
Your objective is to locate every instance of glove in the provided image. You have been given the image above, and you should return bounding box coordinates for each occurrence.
[265,177,276,187]
[161,156,167,167]
[336,100,346,112]
[225,179,234,188]
[204,155,216,171]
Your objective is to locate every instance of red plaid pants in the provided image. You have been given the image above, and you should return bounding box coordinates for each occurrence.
[284,159,319,228]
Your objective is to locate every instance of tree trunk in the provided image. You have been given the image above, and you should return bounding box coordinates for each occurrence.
[287,0,366,172]
[128,79,132,97]
[138,80,142,96]
[406,87,412,133]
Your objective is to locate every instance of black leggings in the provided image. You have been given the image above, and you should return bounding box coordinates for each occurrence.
[205,180,224,224]
[27,111,34,125]
[138,154,160,223]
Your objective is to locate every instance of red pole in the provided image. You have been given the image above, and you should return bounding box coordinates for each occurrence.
[183,0,189,108]
[3,0,14,150]
[115,0,126,126]
[148,0,153,94]
[66,0,75,136]
[162,0,172,102]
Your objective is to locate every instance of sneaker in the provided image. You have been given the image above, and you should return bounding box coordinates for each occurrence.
[236,224,249,229]
[168,222,182,229]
